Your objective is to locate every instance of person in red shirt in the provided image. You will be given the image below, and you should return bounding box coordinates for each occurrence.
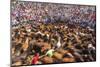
[31,53,39,64]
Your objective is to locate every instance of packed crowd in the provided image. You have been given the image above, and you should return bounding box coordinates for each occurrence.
[11,1,96,29]
[11,1,96,66]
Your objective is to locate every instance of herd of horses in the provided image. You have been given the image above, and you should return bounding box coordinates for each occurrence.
[11,22,96,66]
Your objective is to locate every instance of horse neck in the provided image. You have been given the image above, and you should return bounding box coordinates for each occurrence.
[58,36,61,43]
[25,37,29,44]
